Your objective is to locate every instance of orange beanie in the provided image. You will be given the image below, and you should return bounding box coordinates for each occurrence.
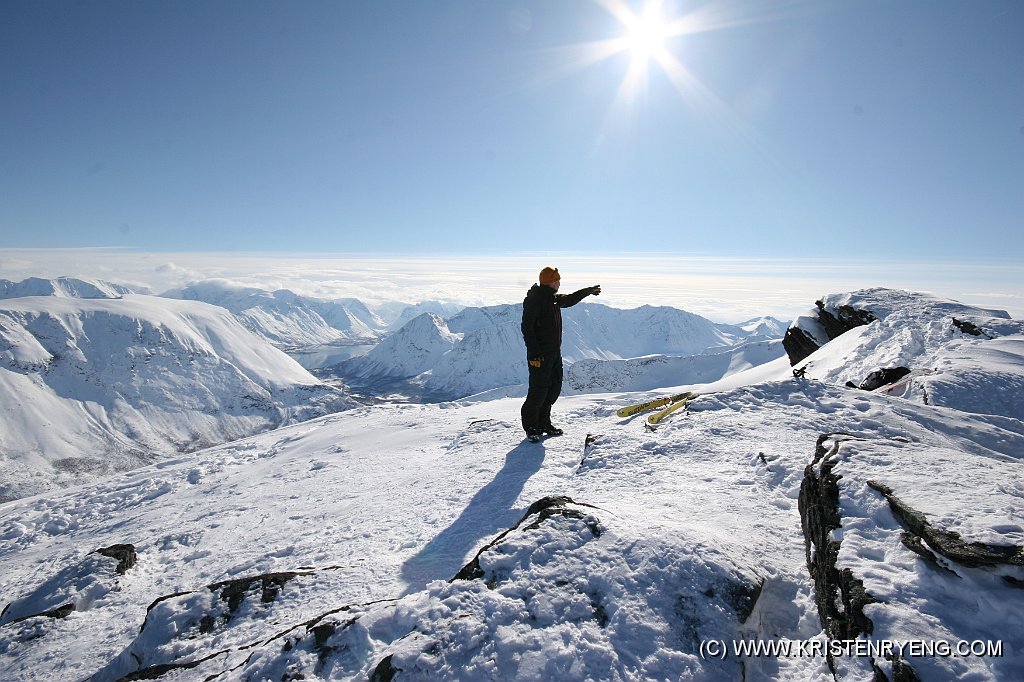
[539,267,560,285]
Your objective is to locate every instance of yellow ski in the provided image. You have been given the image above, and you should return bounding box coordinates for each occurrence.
[616,391,697,418]
[646,394,695,425]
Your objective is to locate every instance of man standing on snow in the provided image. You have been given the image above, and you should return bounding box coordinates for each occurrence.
[521,267,601,442]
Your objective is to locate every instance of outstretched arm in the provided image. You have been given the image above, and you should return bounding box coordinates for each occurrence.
[556,285,601,308]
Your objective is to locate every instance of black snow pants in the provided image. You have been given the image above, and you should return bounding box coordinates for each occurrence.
[521,355,563,434]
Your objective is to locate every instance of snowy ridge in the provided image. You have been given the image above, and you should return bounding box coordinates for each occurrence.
[0,294,350,501]
[163,280,386,349]
[0,288,1021,681]
[0,276,143,300]
[793,288,1024,420]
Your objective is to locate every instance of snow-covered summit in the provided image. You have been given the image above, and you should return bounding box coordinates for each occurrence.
[0,276,143,299]
[736,315,789,338]
[342,312,461,381]
[786,288,1024,420]
[0,293,350,501]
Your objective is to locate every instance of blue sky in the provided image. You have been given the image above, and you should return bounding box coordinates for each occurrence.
[1,0,1022,259]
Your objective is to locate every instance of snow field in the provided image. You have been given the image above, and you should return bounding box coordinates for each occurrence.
[0,287,1022,680]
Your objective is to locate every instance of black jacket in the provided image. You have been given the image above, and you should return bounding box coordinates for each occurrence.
[521,284,592,359]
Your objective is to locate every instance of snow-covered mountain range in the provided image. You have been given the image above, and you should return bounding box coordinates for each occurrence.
[337,302,787,400]
[162,279,470,348]
[0,283,350,501]
[163,280,386,348]
[1,288,1020,681]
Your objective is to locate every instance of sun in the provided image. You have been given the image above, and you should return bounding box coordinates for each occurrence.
[623,8,670,60]
[544,0,743,108]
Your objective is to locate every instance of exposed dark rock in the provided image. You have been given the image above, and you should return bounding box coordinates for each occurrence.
[891,655,923,682]
[702,576,764,626]
[783,301,877,365]
[143,590,193,621]
[89,556,409,681]
[817,302,877,339]
[782,326,821,366]
[800,434,884,672]
[1003,576,1024,589]
[951,317,989,338]
[673,594,703,650]
[867,481,1024,568]
[370,654,400,682]
[115,651,221,681]
[900,532,959,577]
[209,571,300,613]
[138,572,305,642]
[96,544,137,574]
[0,545,138,627]
[721,577,765,625]
[42,602,77,619]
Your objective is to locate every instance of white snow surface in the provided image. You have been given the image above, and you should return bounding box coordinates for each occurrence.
[0,294,350,501]
[0,288,1021,680]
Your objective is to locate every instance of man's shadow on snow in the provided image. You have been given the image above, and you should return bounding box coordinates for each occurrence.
[400,441,545,595]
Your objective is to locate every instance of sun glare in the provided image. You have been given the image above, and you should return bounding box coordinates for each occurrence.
[593,0,696,100]
[624,9,669,59]
[553,0,767,117]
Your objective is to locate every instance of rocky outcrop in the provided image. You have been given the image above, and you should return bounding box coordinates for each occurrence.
[799,434,920,679]
[817,303,877,339]
[90,568,330,681]
[799,435,879,647]
[867,481,1024,572]
[783,300,877,365]
[97,544,138,575]
[951,317,990,338]
[782,326,822,367]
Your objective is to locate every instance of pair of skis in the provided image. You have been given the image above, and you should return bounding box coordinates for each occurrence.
[616,391,698,425]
